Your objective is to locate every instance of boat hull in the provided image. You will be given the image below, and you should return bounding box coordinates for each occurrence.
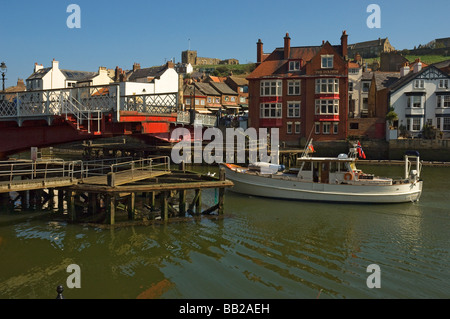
[222,164,423,204]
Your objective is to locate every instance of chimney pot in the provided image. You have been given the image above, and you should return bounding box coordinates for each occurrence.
[257,39,264,64]
[284,33,291,60]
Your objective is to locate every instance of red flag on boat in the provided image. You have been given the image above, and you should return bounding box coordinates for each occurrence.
[308,140,315,153]
[357,141,366,159]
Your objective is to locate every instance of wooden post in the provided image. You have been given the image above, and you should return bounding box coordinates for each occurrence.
[69,191,76,221]
[128,192,135,220]
[149,192,156,210]
[108,195,116,225]
[160,191,168,221]
[57,189,64,213]
[48,189,55,210]
[179,189,186,216]
[89,193,97,216]
[195,189,202,215]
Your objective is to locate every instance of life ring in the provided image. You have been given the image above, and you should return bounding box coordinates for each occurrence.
[344,173,353,181]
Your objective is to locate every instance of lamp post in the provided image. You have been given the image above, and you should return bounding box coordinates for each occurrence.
[0,62,7,91]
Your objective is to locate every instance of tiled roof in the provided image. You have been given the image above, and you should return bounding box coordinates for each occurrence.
[348,62,361,69]
[247,46,321,79]
[27,68,51,80]
[128,65,167,82]
[194,82,221,96]
[228,76,248,86]
[62,70,97,81]
[373,72,401,90]
[209,82,238,95]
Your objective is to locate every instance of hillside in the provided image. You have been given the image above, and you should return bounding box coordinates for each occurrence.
[192,63,256,77]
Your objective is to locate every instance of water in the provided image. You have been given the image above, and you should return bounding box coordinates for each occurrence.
[0,164,449,299]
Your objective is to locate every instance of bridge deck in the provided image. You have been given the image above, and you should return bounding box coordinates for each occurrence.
[80,169,169,186]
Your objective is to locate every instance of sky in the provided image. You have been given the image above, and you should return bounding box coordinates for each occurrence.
[1,0,449,87]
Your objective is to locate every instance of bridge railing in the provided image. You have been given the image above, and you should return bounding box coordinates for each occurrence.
[122,93,177,114]
[176,111,217,127]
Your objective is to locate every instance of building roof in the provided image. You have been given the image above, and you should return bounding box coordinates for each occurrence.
[62,70,97,82]
[372,72,401,90]
[431,59,450,74]
[27,68,51,80]
[362,71,374,81]
[227,76,248,86]
[209,82,238,95]
[388,65,449,92]
[247,46,322,79]
[194,82,221,96]
[348,62,361,69]
[128,65,167,82]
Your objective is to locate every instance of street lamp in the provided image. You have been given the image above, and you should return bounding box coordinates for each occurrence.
[0,62,7,91]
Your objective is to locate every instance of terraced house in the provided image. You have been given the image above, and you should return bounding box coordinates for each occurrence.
[247,31,349,145]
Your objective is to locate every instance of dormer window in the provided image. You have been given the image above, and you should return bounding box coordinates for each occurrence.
[321,55,334,69]
[438,79,449,89]
[414,80,424,89]
[289,60,300,71]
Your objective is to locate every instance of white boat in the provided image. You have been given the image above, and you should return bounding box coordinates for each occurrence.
[221,142,423,204]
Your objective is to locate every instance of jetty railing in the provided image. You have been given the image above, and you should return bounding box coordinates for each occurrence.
[110,156,171,178]
[0,160,77,183]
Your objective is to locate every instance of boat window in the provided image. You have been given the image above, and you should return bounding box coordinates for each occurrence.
[330,162,337,173]
[300,161,311,172]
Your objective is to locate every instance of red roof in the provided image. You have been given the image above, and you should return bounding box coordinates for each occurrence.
[247,46,321,79]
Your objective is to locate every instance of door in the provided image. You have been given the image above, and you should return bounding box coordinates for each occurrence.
[321,162,329,184]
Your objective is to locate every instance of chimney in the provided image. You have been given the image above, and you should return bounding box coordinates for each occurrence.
[133,63,141,71]
[52,59,59,70]
[257,39,263,64]
[413,58,422,73]
[341,30,348,58]
[114,66,120,81]
[400,62,410,77]
[34,63,43,73]
[284,33,291,60]
[166,61,174,69]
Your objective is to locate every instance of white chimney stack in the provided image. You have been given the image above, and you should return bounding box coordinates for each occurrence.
[34,63,43,73]
[400,63,410,77]
[414,62,422,73]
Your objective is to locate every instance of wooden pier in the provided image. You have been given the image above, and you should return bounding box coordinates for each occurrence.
[0,156,233,225]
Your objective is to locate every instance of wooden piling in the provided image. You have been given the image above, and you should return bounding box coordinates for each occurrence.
[179,189,186,216]
[160,191,169,221]
[128,192,135,220]
[195,189,202,215]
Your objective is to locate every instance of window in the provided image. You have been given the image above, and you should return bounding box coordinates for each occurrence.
[349,82,353,92]
[287,122,293,134]
[438,79,449,89]
[414,80,424,89]
[186,98,191,105]
[444,118,450,131]
[323,122,331,134]
[201,99,205,106]
[288,80,301,95]
[260,103,282,118]
[287,101,301,118]
[224,96,229,102]
[409,95,422,108]
[289,61,300,71]
[215,98,220,103]
[333,122,339,134]
[444,96,450,108]
[239,97,246,103]
[260,80,282,96]
[315,78,339,94]
[315,99,339,115]
[195,99,200,106]
[349,68,359,74]
[437,118,441,130]
[207,97,212,103]
[231,96,235,102]
[362,82,370,93]
[295,122,301,134]
[362,98,369,111]
[412,118,421,131]
[315,122,321,134]
[321,55,333,69]
[239,87,244,93]
[350,123,359,130]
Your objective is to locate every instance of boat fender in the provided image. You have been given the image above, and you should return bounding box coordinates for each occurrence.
[344,173,353,181]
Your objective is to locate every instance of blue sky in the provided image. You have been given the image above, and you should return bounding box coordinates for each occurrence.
[1,0,449,87]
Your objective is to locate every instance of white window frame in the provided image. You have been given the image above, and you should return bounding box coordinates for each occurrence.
[289,61,300,71]
[321,55,333,69]
[348,81,353,92]
[287,122,293,134]
[315,99,339,115]
[260,80,282,96]
[287,101,301,118]
[288,80,301,95]
[315,122,321,134]
[295,122,301,134]
[438,79,449,89]
[444,117,450,131]
[412,118,421,131]
[323,122,331,134]
[260,103,282,118]
[315,78,339,94]
[333,122,338,134]
[186,98,191,105]
[414,80,424,89]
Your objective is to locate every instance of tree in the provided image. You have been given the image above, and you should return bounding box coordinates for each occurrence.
[385,107,398,128]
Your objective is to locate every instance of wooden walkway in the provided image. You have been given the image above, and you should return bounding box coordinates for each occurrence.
[80,169,169,186]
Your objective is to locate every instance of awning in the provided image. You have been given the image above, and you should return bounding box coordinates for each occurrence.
[224,105,241,109]
[196,109,212,114]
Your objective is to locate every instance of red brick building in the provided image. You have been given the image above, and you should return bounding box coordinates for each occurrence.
[247,32,349,145]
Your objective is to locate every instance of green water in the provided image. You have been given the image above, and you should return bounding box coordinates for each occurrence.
[0,165,449,299]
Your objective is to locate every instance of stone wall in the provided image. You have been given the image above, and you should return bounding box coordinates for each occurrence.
[389,139,450,161]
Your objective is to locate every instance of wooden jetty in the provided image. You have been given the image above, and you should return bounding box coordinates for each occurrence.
[0,156,233,225]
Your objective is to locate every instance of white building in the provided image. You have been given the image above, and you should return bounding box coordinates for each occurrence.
[26,59,113,90]
[119,62,179,96]
[388,63,450,139]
